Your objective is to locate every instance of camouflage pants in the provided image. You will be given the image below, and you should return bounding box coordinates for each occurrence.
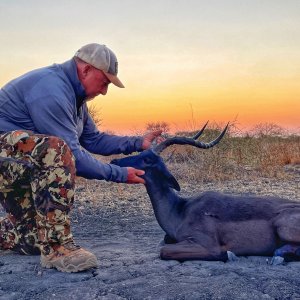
[0,130,76,255]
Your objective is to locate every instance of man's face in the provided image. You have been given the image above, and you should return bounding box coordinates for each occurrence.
[80,65,111,100]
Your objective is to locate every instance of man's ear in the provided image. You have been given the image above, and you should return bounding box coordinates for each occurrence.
[82,64,92,79]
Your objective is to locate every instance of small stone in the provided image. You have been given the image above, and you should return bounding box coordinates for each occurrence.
[227,251,239,262]
[270,256,284,265]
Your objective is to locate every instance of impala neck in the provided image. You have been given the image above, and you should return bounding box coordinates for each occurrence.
[145,175,185,239]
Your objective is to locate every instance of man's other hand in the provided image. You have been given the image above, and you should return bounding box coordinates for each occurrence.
[126,167,145,184]
[142,130,163,150]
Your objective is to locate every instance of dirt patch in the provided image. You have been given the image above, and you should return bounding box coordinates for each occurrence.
[0,173,300,300]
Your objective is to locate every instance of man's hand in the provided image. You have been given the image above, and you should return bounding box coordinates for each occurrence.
[126,167,145,184]
[142,130,164,150]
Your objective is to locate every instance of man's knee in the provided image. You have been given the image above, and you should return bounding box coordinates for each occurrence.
[38,136,75,173]
[1,130,75,170]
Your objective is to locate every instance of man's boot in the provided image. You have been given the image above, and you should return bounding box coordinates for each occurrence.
[36,212,98,273]
[40,241,98,273]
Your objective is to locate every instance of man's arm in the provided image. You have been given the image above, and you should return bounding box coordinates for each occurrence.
[79,106,143,156]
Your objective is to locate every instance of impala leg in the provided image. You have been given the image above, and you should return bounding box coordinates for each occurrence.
[274,210,300,243]
[160,240,228,262]
[272,211,300,262]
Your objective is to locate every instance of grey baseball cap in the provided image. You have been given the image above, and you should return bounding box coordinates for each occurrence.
[75,43,124,88]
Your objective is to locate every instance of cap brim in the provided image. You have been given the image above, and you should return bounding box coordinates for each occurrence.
[104,72,125,88]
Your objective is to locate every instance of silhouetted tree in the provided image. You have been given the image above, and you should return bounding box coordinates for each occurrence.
[250,123,286,137]
[146,121,170,135]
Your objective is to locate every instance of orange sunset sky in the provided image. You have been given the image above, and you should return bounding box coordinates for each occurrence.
[0,1,299,134]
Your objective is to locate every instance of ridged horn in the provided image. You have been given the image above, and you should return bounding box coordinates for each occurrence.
[154,122,229,154]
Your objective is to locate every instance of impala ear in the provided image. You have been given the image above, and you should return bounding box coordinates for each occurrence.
[168,175,181,191]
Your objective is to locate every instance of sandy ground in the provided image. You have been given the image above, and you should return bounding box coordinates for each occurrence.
[0,166,300,300]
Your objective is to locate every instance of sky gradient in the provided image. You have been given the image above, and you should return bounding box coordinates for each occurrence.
[0,0,299,134]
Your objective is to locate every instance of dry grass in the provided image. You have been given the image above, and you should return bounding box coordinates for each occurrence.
[79,123,300,184]
[164,128,300,183]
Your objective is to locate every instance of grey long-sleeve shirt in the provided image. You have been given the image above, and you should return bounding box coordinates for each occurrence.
[0,59,143,182]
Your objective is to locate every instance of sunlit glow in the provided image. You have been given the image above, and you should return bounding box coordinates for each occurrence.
[0,1,299,134]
